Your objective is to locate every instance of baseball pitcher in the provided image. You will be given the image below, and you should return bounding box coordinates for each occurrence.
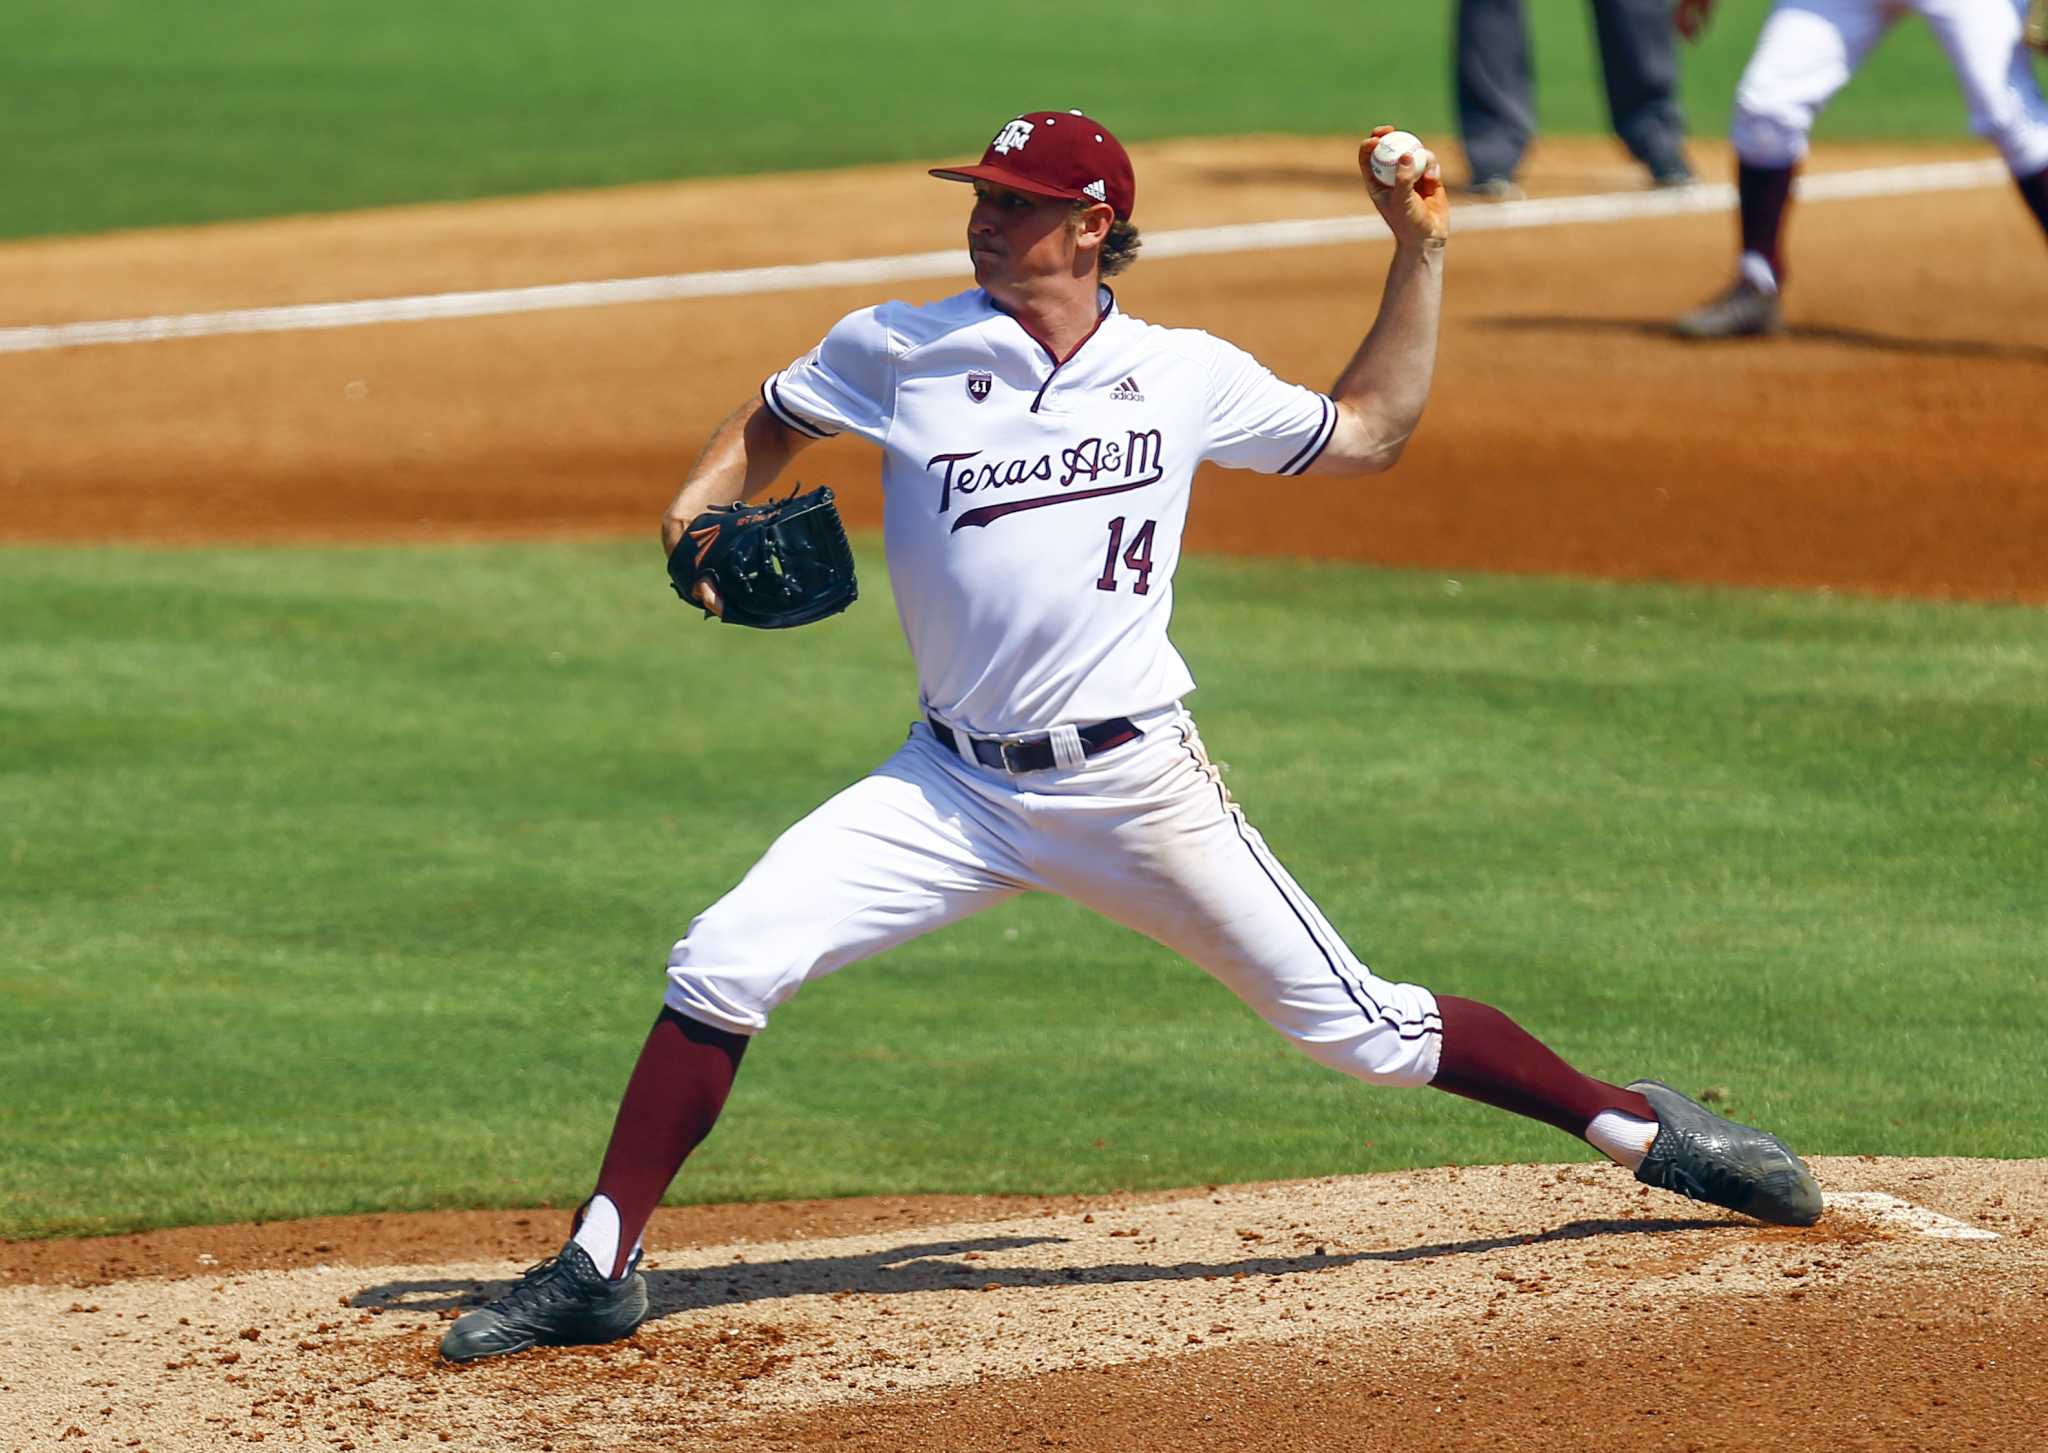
[437,110,1823,1363]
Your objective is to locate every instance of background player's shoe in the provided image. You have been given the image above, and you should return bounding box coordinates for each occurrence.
[1675,280,1782,339]
[1454,175,1526,202]
[1628,1080,1823,1226]
[439,1241,648,1362]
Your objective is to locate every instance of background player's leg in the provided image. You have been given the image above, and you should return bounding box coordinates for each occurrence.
[1455,0,1537,192]
[1737,159,1799,285]
[1680,0,1888,336]
[1588,0,1693,184]
[2020,167,2048,235]
[1917,0,2048,237]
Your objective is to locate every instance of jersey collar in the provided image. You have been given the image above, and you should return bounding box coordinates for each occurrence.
[984,286,1116,365]
[984,286,1117,414]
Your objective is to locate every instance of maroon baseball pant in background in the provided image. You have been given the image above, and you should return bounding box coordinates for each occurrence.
[1738,161,1797,281]
[2018,167,2048,236]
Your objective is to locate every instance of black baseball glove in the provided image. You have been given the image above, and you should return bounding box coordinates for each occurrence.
[666,485,859,629]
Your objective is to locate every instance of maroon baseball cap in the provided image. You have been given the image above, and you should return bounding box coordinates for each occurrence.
[930,110,1136,221]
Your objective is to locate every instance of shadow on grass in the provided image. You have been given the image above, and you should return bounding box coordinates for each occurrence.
[1474,314,2048,364]
[355,1215,1724,1323]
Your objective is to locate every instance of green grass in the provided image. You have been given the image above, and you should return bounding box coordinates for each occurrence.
[3,541,2043,1238]
[0,0,2012,239]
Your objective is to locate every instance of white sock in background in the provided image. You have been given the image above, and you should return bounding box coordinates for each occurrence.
[1739,249,1780,294]
[1585,1110,1659,1171]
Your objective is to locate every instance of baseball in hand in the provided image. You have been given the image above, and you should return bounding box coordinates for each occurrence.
[1370,130,1424,186]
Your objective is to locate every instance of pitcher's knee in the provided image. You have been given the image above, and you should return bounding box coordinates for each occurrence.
[662,968,769,1037]
[663,925,807,1037]
[1255,974,1443,1086]
[1294,1024,1441,1082]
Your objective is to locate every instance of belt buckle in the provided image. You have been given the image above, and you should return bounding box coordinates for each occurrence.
[998,738,1033,774]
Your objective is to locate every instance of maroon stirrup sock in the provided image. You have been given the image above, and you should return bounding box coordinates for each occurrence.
[2017,167,2048,240]
[1429,994,1653,1136]
[589,1006,749,1277]
[1737,161,1797,283]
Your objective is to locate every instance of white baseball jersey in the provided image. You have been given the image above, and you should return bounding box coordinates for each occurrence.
[1733,0,2048,176]
[760,287,1337,735]
[665,284,1442,1094]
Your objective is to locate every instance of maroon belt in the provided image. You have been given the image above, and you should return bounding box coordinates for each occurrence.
[927,715,1143,774]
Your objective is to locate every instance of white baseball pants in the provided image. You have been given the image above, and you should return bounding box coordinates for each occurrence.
[1732,0,2048,176]
[664,704,1444,1087]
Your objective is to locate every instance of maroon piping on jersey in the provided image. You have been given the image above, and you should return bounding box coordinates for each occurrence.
[982,289,1116,415]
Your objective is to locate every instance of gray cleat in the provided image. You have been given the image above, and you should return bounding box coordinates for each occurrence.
[1629,1080,1823,1227]
[439,1240,648,1363]
[1675,280,1783,339]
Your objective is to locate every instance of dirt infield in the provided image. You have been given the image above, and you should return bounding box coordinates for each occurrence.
[4,1159,2045,1451]
[4,135,2046,1450]
[3,135,2044,598]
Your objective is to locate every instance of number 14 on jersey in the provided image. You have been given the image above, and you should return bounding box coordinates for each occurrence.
[1096,516,1157,595]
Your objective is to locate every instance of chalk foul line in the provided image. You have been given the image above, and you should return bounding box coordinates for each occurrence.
[0,159,2008,356]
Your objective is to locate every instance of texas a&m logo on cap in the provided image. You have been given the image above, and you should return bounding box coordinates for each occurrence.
[991,120,1034,155]
[966,370,993,403]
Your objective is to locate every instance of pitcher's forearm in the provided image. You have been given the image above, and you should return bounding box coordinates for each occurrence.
[1316,238,1445,473]
[1339,239,1444,431]
[661,400,810,555]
